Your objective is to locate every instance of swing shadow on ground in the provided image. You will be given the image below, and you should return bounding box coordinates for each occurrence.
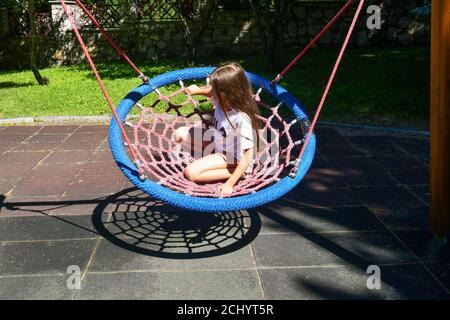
[0,187,261,260]
[91,187,261,259]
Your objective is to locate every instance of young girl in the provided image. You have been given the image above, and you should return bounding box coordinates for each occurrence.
[174,63,260,195]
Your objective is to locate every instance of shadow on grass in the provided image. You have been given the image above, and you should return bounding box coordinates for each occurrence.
[0,81,35,89]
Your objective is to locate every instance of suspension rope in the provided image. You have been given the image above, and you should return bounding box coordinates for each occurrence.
[272,0,354,83]
[72,0,148,81]
[290,0,366,178]
[59,0,139,163]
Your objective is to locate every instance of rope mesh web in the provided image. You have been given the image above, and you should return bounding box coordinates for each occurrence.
[123,80,309,198]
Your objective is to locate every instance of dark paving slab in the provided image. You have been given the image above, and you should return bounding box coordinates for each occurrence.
[42,150,93,163]
[1,195,63,217]
[302,167,348,190]
[0,161,39,179]
[57,133,106,151]
[351,186,424,208]
[370,207,429,231]
[425,262,450,292]
[28,162,85,178]
[90,150,114,162]
[11,177,74,197]
[88,240,254,272]
[347,137,404,156]
[74,125,109,134]
[259,264,449,300]
[0,150,48,164]
[0,275,72,300]
[372,155,427,169]
[0,142,16,154]
[78,270,263,300]
[0,215,97,241]
[0,179,21,195]
[0,239,97,276]
[0,133,34,143]
[409,185,430,204]
[255,205,385,235]
[394,231,450,264]
[80,161,123,176]
[389,137,429,161]
[0,126,42,134]
[64,175,125,197]
[325,158,398,187]
[389,168,429,186]
[253,232,417,268]
[283,187,362,208]
[39,125,80,135]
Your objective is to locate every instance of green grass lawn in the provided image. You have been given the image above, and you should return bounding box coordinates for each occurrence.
[0,46,430,129]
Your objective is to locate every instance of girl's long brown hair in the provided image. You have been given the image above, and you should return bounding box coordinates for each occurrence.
[210,63,261,132]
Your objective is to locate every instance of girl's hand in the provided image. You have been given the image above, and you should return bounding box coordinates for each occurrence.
[218,183,234,195]
[185,84,200,95]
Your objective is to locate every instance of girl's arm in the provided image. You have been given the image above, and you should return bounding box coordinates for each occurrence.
[185,84,212,97]
[219,148,254,195]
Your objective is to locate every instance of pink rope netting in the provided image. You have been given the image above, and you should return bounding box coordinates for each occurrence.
[124,82,307,198]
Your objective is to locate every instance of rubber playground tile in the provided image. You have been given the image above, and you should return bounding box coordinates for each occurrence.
[11,177,73,197]
[42,150,93,163]
[79,161,123,176]
[252,231,417,268]
[389,137,429,154]
[316,144,364,157]
[425,262,450,293]
[259,264,450,300]
[0,150,48,164]
[0,239,97,276]
[0,162,38,179]
[0,126,41,135]
[351,186,424,208]
[75,125,109,134]
[90,150,114,162]
[78,270,263,300]
[12,141,62,152]
[255,205,385,235]
[371,155,427,169]
[64,175,125,197]
[0,142,16,154]
[313,126,341,137]
[0,215,98,241]
[57,134,106,151]
[283,187,362,208]
[409,185,430,204]
[0,133,34,143]
[0,179,20,195]
[370,207,429,231]
[0,275,73,300]
[348,140,404,157]
[25,134,69,143]
[302,167,348,190]
[388,168,429,186]
[394,231,450,264]
[339,164,398,187]
[39,125,80,135]
[88,240,254,272]
[28,162,85,178]
[0,195,63,217]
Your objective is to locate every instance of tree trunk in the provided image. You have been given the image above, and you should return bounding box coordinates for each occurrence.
[28,0,48,85]
[249,0,289,71]
[176,0,217,67]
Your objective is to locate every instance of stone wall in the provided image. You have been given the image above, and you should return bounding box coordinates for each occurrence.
[0,0,430,69]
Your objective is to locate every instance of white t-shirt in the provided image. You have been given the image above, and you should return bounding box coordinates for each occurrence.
[212,98,255,174]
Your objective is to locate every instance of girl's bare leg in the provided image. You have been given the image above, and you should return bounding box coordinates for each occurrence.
[184,153,236,183]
